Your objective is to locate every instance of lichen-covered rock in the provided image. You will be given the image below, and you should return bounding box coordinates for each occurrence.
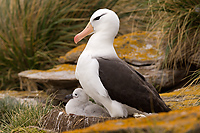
[19,64,76,81]
[114,32,163,65]
[18,64,79,103]
[133,65,187,90]
[161,85,200,110]
[18,64,78,91]
[58,44,86,64]
[58,32,163,65]
[65,105,200,133]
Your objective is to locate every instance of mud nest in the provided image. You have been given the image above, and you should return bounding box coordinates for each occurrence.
[40,108,116,132]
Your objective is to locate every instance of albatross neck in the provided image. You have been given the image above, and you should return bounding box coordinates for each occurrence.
[84,32,118,58]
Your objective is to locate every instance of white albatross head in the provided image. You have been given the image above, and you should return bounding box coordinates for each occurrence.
[74,9,119,44]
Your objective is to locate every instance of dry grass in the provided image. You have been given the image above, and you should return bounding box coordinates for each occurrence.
[147,0,200,71]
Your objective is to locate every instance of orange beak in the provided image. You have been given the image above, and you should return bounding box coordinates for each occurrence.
[74,22,94,44]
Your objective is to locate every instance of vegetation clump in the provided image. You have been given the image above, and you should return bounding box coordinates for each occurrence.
[148,0,200,70]
[0,96,53,132]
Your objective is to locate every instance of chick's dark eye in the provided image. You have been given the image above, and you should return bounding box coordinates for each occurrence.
[75,93,77,96]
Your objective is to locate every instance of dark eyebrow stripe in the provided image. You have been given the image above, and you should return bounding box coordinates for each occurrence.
[93,13,107,20]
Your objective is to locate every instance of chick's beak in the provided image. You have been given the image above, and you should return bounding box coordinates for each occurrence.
[65,94,73,100]
[74,22,94,44]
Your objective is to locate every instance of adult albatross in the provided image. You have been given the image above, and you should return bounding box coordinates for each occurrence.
[74,9,171,117]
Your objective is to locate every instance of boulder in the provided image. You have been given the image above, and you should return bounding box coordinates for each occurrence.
[161,85,200,110]
[58,44,86,64]
[114,32,163,65]
[18,64,78,90]
[58,32,163,66]
[18,64,79,102]
[132,65,187,91]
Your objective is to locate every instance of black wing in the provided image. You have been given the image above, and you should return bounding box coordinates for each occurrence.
[97,57,171,113]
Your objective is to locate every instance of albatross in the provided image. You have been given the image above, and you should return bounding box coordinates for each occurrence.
[74,9,171,117]
[65,88,110,117]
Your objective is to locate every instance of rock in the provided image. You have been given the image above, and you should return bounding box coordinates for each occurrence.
[65,105,200,133]
[18,64,78,91]
[114,32,163,65]
[0,90,47,105]
[132,65,187,91]
[18,64,79,103]
[161,85,200,110]
[58,44,86,64]
[58,32,163,66]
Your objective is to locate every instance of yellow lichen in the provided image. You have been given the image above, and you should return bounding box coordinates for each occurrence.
[64,106,200,133]
[161,85,200,110]
[47,64,76,72]
[114,32,163,61]
[24,64,76,74]
[59,31,163,62]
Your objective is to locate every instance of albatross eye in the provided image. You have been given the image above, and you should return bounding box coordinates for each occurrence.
[94,16,101,21]
[93,13,107,21]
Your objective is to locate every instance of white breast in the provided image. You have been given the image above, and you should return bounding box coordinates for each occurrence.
[75,51,109,98]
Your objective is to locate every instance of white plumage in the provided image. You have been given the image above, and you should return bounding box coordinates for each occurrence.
[65,88,110,117]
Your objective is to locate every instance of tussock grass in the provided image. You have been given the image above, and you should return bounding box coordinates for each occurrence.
[0,96,53,132]
[147,0,200,71]
[0,0,118,90]
[113,0,155,34]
